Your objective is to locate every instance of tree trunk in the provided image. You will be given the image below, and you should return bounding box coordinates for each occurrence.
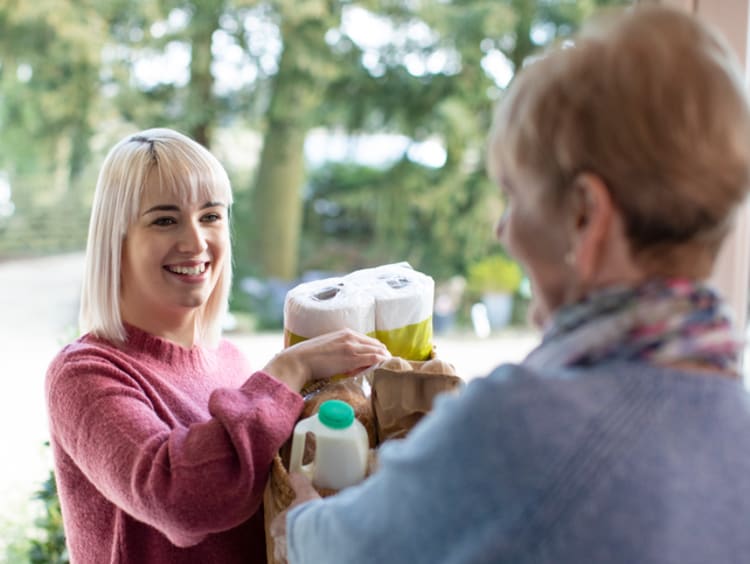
[243,18,327,280]
[186,0,222,147]
[251,120,307,280]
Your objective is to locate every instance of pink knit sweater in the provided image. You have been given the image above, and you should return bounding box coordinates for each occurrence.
[45,326,303,563]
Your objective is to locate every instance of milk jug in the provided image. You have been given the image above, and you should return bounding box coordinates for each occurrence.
[289,399,369,490]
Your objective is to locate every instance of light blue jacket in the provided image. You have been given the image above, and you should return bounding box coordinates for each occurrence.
[287,362,750,563]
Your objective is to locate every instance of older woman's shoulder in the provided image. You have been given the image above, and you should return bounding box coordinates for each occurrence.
[458,362,634,432]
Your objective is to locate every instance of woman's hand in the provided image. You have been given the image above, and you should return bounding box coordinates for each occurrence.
[262,329,389,392]
[270,472,322,563]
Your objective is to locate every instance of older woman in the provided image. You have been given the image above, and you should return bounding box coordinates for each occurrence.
[277,5,750,563]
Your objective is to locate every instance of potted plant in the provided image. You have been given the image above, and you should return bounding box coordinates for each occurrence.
[467,254,523,330]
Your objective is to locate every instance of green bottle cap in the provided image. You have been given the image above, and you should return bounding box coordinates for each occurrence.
[318,399,355,429]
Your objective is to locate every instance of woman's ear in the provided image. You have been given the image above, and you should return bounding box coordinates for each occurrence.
[568,172,616,285]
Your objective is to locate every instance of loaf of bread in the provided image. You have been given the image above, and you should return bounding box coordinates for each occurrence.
[380,356,413,372]
[301,378,377,448]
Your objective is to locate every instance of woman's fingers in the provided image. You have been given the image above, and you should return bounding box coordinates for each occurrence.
[262,330,389,392]
[270,509,289,563]
[301,330,389,380]
[288,472,321,505]
[269,472,322,563]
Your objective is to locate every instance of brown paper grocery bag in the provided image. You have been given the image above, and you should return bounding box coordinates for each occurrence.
[263,360,461,563]
[371,364,462,442]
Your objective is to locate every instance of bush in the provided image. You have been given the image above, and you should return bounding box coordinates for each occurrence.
[28,468,68,564]
[466,254,523,296]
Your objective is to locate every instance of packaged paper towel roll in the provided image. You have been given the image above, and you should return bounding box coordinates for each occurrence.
[347,263,435,360]
[283,277,376,347]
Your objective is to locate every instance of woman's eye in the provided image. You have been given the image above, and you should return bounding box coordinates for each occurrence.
[201,212,222,223]
[153,217,177,226]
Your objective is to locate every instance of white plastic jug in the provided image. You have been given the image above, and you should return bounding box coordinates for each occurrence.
[289,399,369,490]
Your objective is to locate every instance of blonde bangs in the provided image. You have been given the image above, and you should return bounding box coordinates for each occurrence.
[145,139,233,211]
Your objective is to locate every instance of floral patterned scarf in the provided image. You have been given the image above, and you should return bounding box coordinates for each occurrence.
[523,279,741,375]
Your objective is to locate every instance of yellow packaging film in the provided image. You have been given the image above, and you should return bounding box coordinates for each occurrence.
[374,318,433,361]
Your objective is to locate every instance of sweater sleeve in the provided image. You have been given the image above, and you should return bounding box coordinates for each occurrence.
[46,347,303,547]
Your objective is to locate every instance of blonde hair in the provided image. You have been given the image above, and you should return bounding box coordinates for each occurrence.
[79,128,233,346]
[489,4,750,272]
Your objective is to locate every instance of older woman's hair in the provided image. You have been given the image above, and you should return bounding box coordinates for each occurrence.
[79,128,233,346]
[489,4,750,273]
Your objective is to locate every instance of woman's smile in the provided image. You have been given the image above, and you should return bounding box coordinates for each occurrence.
[164,261,210,282]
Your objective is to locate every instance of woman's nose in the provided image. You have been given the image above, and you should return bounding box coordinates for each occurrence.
[177,220,208,254]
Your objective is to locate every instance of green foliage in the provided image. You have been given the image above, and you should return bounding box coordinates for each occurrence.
[300,160,499,279]
[0,0,104,185]
[467,254,523,296]
[0,195,89,259]
[27,469,68,564]
[291,0,629,283]
[0,0,631,268]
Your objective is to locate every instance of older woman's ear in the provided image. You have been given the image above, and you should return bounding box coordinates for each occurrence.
[567,172,641,290]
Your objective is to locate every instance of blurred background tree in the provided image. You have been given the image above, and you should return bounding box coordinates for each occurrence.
[0,0,629,304]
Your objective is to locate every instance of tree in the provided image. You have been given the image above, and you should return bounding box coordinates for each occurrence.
[295,0,631,280]
[0,0,105,200]
[232,0,342,280]
[100,0,224,145]
[0,0,629,270]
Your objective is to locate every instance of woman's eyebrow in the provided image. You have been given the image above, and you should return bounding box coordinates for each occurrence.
[142,201,226,215]
[142,204,179,215]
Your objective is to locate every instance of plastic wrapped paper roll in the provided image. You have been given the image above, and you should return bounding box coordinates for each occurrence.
[347,263,435,360]
[283,278,376,347]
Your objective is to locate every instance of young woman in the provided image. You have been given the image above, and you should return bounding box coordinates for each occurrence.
[277,5,750,563]
[45,128,388,563]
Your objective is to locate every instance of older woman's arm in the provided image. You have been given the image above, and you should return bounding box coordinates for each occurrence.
[284,365,541,564]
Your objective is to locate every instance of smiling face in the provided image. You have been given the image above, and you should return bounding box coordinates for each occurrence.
[120,172,230,337]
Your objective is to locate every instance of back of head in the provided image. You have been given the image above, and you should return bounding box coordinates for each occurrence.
[79,128,233,345]
[490,4,750,275]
